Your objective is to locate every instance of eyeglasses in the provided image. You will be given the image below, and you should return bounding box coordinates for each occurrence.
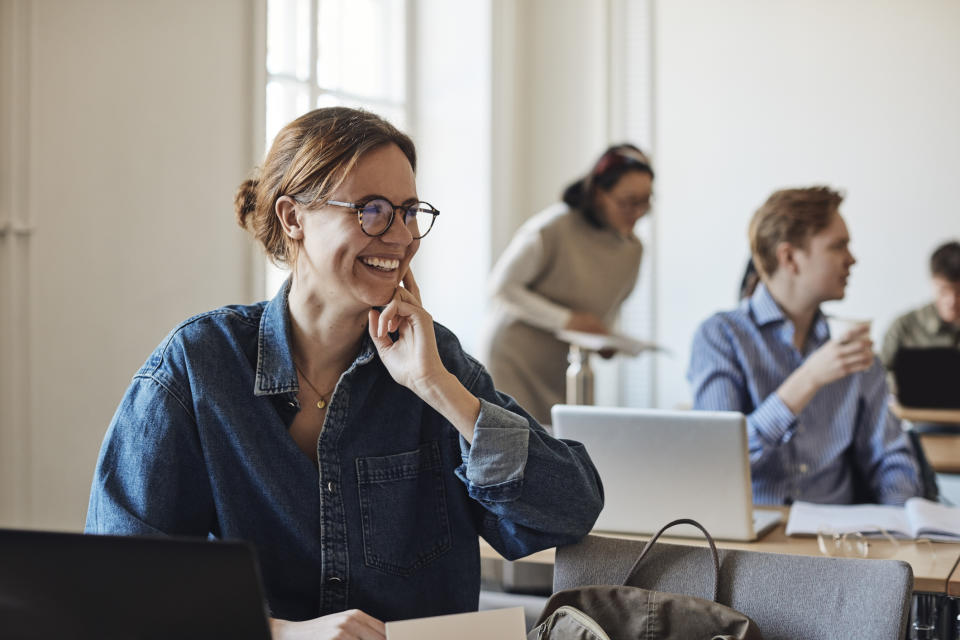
[611,196,653,213]
[816,526,910,559]
[326,198,440,239]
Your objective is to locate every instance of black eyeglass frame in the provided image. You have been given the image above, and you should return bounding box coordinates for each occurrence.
[326,198,440,239]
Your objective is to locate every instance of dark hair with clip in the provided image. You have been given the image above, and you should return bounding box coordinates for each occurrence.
[562,144,655,229]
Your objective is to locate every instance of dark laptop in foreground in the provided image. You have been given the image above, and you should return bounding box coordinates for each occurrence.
[552,405,781,541]
[0,528,271,640]
[893,347,960,410]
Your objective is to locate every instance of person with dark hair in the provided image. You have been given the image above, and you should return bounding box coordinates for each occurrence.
[478,144,654,424]
[85,107,603,639]
[881,240,960,371]
[738,257,760,300]
[688,186,921,506]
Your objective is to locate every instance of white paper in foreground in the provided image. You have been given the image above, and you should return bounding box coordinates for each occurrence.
[385,606,527,640]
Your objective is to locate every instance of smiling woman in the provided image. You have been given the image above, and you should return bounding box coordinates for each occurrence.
[84,106,603,640]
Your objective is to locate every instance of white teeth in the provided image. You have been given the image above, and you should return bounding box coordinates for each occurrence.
[361,256,399,271]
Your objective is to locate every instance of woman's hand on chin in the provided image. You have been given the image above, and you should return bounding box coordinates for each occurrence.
[269,610,385,640]
[369,268,481,440]
[368,269,447,396]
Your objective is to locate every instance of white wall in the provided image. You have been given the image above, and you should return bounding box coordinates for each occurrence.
[493,0,609,257]
[415,0,612,357]
[408,0,491,354]
[0,0,261,530]
[653,0,960,409]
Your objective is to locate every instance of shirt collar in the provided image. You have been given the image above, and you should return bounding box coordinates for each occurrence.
[810,311,830,344]
[749,282,785,327]
[254,278,299,396]
[253,277,378,396]
[749,282,829,349]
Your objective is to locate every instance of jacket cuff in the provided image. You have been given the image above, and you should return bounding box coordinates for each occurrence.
[455,400,530,502]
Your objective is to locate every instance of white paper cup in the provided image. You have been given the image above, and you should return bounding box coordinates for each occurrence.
[826,316,872,344]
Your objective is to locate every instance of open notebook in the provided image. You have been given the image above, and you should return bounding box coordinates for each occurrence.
[786,498,960,541]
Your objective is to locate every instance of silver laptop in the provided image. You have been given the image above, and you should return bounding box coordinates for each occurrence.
[552,405,781,541]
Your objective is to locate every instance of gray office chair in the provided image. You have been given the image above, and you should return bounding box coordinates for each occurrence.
[553,535,913,640]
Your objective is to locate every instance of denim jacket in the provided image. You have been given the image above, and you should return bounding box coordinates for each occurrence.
[85,281,603,622]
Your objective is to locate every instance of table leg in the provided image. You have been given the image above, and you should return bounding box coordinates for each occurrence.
[909,592,955,640]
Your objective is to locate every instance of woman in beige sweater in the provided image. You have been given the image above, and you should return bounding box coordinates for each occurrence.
[479,145,655,424]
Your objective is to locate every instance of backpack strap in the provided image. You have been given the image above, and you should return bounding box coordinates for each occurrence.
[622,518,721,602]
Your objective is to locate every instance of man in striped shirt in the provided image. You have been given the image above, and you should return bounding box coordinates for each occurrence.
[688,187,922,505]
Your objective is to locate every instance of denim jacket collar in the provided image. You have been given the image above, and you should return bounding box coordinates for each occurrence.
[254,277,377,397]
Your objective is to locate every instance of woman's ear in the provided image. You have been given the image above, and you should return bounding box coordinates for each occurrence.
[276,196,304,239]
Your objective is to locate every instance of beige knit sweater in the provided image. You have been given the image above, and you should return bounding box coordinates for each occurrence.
[478,203,643,424]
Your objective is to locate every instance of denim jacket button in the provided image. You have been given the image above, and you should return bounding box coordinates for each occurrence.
[327,481,335,493]
[327,576,343,584]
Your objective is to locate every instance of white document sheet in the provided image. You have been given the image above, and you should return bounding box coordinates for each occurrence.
[555,329,665,356]
[385,607,527,640]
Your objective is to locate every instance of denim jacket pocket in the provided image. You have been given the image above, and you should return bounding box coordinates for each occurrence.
[356,440,452,577]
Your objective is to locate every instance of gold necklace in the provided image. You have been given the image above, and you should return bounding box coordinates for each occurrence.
[294,363,336,410]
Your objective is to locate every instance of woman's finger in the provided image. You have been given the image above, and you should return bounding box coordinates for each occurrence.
[401,268,422,305]
[369,309,391,350]
[381,286,427,336]
[377,290,404,337]
[387,299,427,327]
[372,299,428,342]
[394,283,422,309]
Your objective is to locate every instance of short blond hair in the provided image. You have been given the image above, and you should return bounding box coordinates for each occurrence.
[748,186,843,279]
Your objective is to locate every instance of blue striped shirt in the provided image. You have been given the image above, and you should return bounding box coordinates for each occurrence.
[687,283,921,506]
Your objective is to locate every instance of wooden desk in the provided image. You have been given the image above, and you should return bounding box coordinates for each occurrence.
[481,508,960,594]
[891,403,960,474]
[917,434,960,474]
[891,403,960,425]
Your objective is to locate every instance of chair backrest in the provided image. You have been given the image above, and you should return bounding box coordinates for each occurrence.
[906,428,941,502]
[553,535,913,640]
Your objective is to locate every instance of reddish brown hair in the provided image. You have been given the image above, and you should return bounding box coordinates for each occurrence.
[235,107,416,266]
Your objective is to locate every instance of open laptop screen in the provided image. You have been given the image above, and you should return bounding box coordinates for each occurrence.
[0,528,271,640]
[893,347,960,409]
[551,405,779,541]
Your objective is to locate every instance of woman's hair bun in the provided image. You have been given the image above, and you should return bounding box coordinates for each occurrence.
[234,177,260,229]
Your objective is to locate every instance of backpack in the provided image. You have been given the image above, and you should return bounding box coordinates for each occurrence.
[528,519,763,640]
